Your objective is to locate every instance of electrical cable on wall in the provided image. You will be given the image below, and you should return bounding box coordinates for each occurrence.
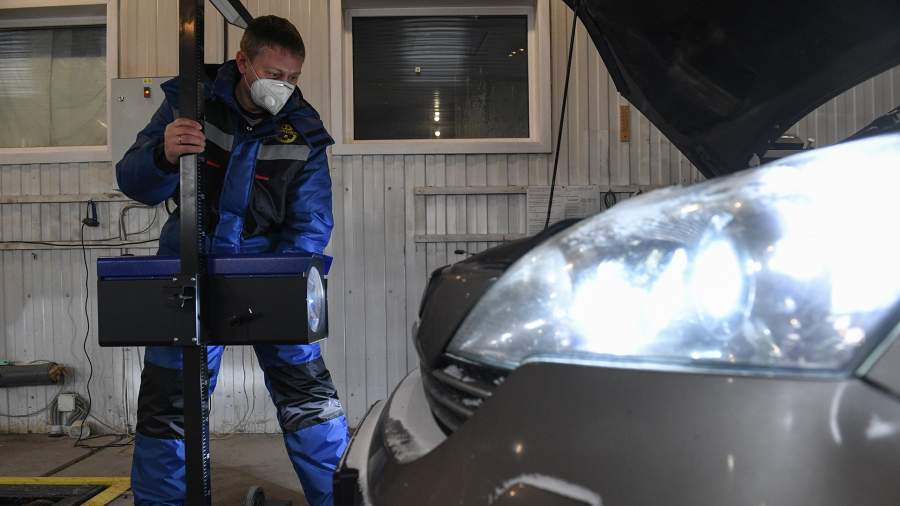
[544,0,581,230]
[76,221,95,446]
[604,188,617,209]
[74,228,135,449]
[0,200,163,249]
[76,202,145,447]
[215,347,257,437]
[0,201,160,441]
[0,386,130,450]
[0,387,64,418]
[120,204,160,241]
[74,201,159,448]
[0,238,160,248]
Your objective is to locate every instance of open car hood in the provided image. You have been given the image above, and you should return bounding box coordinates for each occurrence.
[569,0,900,177]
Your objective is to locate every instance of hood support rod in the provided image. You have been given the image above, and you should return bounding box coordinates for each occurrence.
[544,0,581,230]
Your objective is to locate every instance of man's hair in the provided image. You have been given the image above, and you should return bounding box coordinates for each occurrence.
[240,15,305,61]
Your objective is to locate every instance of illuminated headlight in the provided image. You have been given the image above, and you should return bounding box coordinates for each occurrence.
[307,265,325,333]
[448,134,900,375]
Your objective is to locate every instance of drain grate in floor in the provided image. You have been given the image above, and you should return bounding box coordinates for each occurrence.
[0,484,105,505]
[0,478,130,506]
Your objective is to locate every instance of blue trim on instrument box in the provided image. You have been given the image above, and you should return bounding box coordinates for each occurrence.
[97,254,332,279]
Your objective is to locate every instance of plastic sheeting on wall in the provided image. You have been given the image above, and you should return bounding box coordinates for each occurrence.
[0,27,107,148]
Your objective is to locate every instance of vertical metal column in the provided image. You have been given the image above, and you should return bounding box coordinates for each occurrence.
[183,346,211,505]
[178,0,210,504]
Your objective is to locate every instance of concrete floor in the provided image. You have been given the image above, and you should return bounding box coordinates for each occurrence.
[0,434,310,505]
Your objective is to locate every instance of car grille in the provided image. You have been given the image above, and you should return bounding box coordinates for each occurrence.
[422,357,506,432]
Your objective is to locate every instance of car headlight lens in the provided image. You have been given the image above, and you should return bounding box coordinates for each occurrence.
[448,135,900,374]
[307,266,325,333]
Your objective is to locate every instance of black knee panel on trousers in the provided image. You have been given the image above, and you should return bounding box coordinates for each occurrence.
[265,357,344,432]
[136,363,186,439]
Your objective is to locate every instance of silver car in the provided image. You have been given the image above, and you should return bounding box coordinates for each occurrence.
[335,1,900,504]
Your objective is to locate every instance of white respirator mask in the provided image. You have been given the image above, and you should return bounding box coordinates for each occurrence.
[245,63,295,115]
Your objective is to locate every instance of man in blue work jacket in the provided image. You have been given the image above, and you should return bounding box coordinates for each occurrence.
[116,15,348,506]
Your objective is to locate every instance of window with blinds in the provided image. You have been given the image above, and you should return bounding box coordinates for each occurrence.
[351,15,529,141]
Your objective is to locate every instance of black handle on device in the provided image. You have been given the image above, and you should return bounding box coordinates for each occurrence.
[229,307,261,327]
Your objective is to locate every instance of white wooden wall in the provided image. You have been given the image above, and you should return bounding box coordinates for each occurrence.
[0,162,161,433]
[2,0,899,433]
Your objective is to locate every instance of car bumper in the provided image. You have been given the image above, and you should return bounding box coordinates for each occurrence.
[335,367,447,506]
[337,362,900,506]
[334,398,383,506]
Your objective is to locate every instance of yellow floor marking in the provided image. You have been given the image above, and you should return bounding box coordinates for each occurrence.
[0,476,130,505]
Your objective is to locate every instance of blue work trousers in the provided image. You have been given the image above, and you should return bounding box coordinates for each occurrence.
[131,343,348,506]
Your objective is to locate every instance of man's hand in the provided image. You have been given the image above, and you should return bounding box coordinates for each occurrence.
[163,119,206,164]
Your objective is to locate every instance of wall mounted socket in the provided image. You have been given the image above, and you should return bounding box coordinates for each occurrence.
[57,393,76,412]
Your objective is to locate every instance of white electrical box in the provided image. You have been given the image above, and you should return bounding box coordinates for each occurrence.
[110,77,174,167]
[57,393,76,412]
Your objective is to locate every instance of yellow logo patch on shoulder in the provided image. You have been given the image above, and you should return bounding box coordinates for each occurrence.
[278,123,299,144]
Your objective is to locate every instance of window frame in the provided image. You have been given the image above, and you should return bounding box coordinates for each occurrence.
[0,0,118,164]
[330,0,552,155]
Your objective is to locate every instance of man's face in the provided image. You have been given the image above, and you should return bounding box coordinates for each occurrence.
[236,45,304,88]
